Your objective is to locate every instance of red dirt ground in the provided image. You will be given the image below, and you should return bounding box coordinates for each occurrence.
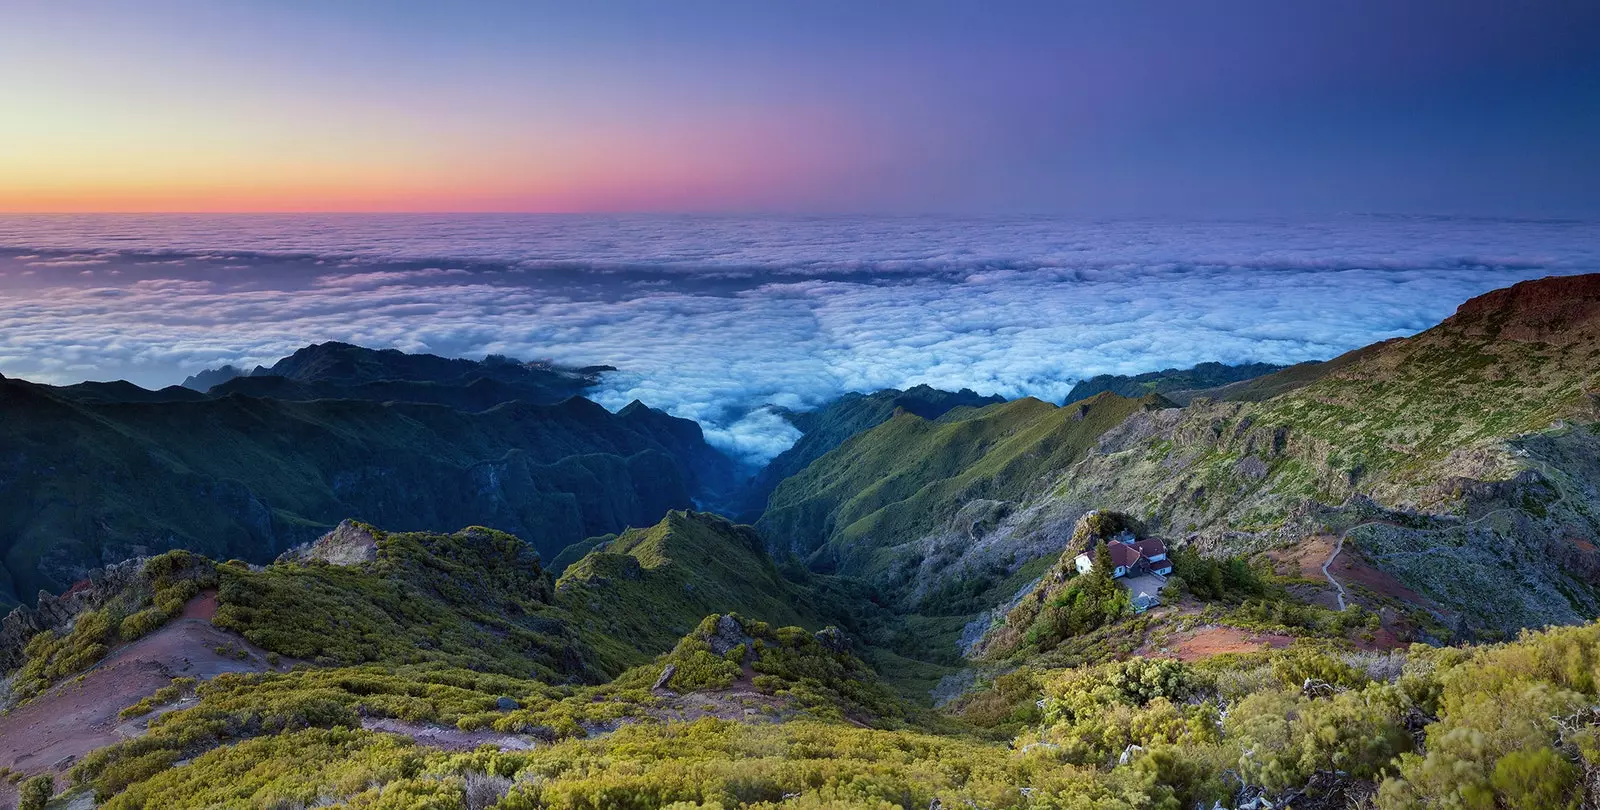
[1273,535,1437,611]
[0,591,288,808]
[1153,625,1296,662]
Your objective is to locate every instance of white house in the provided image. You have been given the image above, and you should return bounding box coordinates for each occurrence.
[1073,536,1173,579]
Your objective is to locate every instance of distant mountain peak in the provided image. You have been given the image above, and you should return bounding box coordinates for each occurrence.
[181,364,247,392]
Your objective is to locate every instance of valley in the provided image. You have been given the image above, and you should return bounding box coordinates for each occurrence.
[3,274,1600,808]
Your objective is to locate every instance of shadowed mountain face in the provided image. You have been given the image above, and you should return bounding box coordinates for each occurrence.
[0,346,732,610]
[1063,361,1287,406]
[182,342,613,408]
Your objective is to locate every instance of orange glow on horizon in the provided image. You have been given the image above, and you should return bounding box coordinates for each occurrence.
[0,116,870,214]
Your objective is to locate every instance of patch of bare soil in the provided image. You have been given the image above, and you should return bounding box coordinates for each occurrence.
[1152,625,1295,662]
[1268,536,1344,610]
[1353,626,1406,651]
[1269,536,1447,646]
[180,588,219,621]
[1331,549,1435,610]
[0,592,290,801]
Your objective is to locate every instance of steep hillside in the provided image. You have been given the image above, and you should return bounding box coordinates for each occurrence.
[1048,274,1600,632]
[762,274,1600,637]
[736,385,1004,519]
[553,511,829,673]
[757,392,1170,592]
[0,382,728,609]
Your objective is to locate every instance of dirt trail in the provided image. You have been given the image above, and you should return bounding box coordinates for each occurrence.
[0,591,288,801]
[1320,448,1572,613]
[1322,533,1351,611]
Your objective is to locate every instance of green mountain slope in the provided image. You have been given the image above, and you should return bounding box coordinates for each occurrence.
[553,511,829,673]
[737,385,1004,519]
[757,274,1600,637]
[757,392,1170,588]
[0,383,726,609]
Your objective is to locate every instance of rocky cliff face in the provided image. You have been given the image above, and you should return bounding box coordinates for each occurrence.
[1449,273,1600,344]
[0,558,147,672]
[276,519,381,566]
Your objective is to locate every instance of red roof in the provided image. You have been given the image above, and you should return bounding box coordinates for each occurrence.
[1129,538,1167,558]
[1107,542,1140,569]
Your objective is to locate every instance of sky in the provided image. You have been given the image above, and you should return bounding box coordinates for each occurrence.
[3,0,1598,215]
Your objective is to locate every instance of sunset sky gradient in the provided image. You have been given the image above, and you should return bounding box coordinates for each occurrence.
[3,0,1599,214]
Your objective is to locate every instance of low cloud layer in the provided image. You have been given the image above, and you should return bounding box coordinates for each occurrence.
[0,214,1594,465]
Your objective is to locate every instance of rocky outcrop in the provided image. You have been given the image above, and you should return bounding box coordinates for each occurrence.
[277,519,382,566]
[706,614,755,657]
[1449,273,1600,344]
[0,558,148,671]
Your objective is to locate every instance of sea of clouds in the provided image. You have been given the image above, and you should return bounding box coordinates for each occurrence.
[0,214,1595,465]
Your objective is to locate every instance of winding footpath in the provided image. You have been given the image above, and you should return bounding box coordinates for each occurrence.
[1318,449,1571,612]
[1320,533,1352,611]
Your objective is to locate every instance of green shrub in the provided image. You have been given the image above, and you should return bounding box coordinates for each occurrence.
[18,774,52,810]
[118,607,167,642]
[1270,648,1368,689]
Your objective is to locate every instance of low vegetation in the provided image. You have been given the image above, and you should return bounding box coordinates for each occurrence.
[8,550,216,702]
[59,618,1600,809]
[212,525,596,682]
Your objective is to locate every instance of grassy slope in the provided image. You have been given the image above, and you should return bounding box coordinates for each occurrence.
[746,275,1600,638]
[737,386,1005,520]
[1038,276,1600,631]
[757,392,1166,578]
[554,511,829,674]
[213,524,595,682]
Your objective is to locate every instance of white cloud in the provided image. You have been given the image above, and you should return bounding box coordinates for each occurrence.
[0,215,1595,463]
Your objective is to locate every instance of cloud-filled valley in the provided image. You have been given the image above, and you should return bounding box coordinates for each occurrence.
[0,214,1595,464]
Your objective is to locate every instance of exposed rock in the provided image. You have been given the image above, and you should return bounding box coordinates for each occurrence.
[277,519,381,566]
[1235,455,1269,480]
[707,615,753,657]
[0,557,148,671]
[653,664,678,691]
[813,626,851,653]
[1450,272,1600,344]
[495,695,519,711]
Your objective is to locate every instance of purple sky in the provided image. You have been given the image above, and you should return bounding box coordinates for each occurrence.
[4,0,1598,214]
